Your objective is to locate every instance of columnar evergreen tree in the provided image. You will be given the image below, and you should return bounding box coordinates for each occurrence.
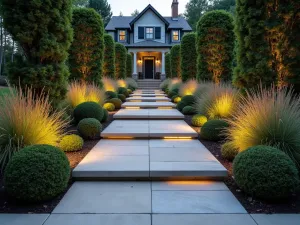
[103,34,115,79]
[196,10,234,83]
[165,53,172,78]
[1,0,73,106]
[115,43,127,79]
[170,45,181,78]
[181,33,197,81]
[126,54,133,77]
[69,8,104,85]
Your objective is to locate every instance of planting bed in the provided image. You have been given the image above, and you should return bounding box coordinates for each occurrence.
[185,115,300,214]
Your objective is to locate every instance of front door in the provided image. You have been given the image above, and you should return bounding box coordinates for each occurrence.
[144,59,154,79]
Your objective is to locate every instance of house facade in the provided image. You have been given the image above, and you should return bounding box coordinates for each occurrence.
[105,0,192,80]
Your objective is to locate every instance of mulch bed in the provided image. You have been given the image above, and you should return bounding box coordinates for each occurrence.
[0,111,116,214]
[185,115,300,214]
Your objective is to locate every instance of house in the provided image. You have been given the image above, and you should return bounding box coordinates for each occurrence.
[105,0,192,80]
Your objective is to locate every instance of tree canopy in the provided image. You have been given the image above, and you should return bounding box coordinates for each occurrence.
[88,0,112,26]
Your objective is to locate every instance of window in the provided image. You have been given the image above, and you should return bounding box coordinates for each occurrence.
[146,27,154,39]
[119,30,126,42]
[172,30,179,42]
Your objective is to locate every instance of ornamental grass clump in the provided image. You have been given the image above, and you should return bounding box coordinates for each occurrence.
[67,81,105,108]
[179,79,198,97]
[194,83,240,119]
[117,79,127,88]
[102,77,118,92]
[159,78,171,91]
[168,78,182,93]
[226,86,300,167]
[125,78,138,90]
[0,88,68,169]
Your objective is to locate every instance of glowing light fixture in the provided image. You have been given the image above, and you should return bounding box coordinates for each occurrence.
[163,137,193,139]
[125,107,141,109]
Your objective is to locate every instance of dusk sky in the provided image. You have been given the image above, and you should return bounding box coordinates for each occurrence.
[108,0,189,16]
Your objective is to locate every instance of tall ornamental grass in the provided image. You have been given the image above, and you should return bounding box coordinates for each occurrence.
[159,78,171,90]
[125,78,138,89]
[67,81,105,108]
[194,83,240,119]
[117,79,127,88]
[226,86,300,167]
[0,88,68,169]
[102,77,118,92]
[168,78,182,92]
[179,79,198,97]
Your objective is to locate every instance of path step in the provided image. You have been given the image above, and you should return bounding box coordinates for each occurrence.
[127,97,171,102]
[114,109,184,119]
[130,94,166,97]
[100,120,198,138]
[72,139,227,180]
[122,102,176,109]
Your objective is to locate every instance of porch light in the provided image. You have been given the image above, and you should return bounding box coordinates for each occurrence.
[156,59,160,64]
[138,58,142,64]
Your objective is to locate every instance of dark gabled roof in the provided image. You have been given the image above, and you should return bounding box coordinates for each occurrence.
[105,16,134,31]
[130,4,169,26]
[123,40,175,48]
[165,17,192,31]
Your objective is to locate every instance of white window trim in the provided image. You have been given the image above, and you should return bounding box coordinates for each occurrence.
[118,30,127,42]
[145,27,154,40]
[172,30,180,42]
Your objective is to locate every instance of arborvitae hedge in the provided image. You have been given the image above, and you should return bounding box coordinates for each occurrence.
[1,0,73,106]
[234,0,300,90]
[103,34,116,79]
[196,10,234,83]
[115,43,127,79]
[170,45,181,78]
[181,33,197,81]
[126,54,133,77]
[165,53,172,78]
[69,8,104,85]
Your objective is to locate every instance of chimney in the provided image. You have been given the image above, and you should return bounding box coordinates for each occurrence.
[171,0,179,20]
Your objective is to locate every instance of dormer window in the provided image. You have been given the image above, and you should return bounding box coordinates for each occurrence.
[146,27,154,39]
[172,30,180,42]
[119,30,126,42]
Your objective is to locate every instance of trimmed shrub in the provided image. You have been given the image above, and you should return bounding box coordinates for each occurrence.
[165,53,172,78]
[173,96,181,103]
[59,134,84,152]
[191,114,208,127]
[0,88,68,169]
[194,83,240,119]
[177,101,187,112]
[108,98,122,109]
[168,91,177,99]
[233,146,300,200]
[4,145,70,202]
[103,103,115,112]
[170,45,181,78]
[77,118,102,140]
[115,43,127,79]
[67,81,105,108]
[118,94,126,102]
[105,91,118,100]
[181,33,197,81]
[126,54,133,77]
[181,95,196,106]
[2,0,73,106]
[182,106,196,115]
[69,8,104,85]
[101,108,109,122]
[118,87,129,97]
[200,119,229,141]
[196,10,234,83]
[221,142,239,161]
[73,102,104,123]
[127,89,133,95]
[103,34,116,79]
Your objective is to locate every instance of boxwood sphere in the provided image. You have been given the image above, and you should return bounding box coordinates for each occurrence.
[108,98,122,109]
[105,91,117,99]
[4,145,70,202]
[200,119,229,141]
[177,101,187,112]
[74,101,104,123]
[127,89,132,94]
[168,91,177,99]
[103,102,115,112]
[118,87,129,97]
[192,114,208,127]
[101,108,109,122]
[118,94,126,102]
[60,134,84,152]
[77,118,102,140]
[233,145,300,200]
[181,95,196,106]
[182,106,196,115]
[173,96,182,103]
[221,142,239,161]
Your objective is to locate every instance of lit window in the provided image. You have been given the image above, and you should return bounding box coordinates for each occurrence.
[172,30,179,41]
[119,30,126,41]
[146,27,154,39]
